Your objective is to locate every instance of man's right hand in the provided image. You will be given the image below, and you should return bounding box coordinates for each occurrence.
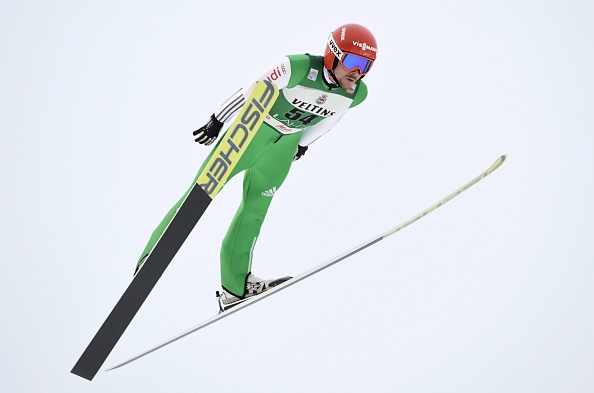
[193,114,223,145]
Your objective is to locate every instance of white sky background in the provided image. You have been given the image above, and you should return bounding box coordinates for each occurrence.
[1,0,592,392]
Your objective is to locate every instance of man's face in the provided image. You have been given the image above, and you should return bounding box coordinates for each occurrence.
[333,64,362,89]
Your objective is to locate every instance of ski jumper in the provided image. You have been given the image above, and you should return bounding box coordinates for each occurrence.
[138,54,368,297]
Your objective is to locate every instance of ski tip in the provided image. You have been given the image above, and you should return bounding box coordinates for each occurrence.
[488,155,507,172]
[493,154,507,163]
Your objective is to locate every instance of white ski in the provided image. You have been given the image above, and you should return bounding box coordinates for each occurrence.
[106,154,507,372]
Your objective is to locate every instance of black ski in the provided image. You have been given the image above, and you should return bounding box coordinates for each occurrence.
[71,80,279,381]
[71,186,211,380]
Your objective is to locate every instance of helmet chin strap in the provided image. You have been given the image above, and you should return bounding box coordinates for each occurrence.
[322,65,341,89]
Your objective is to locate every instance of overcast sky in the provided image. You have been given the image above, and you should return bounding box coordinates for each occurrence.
[1,1,592,392]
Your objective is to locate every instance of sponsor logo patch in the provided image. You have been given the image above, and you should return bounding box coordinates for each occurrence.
[266,64,287,82]
[315,94,328,105]
[261,187,277,197]
[352,41,378,53]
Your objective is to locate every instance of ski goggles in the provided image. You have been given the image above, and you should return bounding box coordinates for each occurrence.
[340,53,374,75]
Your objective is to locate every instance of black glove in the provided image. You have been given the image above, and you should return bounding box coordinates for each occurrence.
[293,144,308,161]
[193,114,223,145]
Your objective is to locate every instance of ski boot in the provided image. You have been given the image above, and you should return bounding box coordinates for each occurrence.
[216,274,292,312]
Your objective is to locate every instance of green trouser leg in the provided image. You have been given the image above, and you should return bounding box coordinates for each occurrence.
[137,125,301,298]
[220,128,301,296]
[135,130,231,268]
[135,165,208,268]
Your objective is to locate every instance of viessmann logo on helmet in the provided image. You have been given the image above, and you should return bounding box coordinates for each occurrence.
[352,41,378,53]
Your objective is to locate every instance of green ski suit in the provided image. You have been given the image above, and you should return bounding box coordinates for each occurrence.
[138,54,368,297]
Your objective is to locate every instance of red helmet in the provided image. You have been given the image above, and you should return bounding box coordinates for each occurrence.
[324,24,378,75]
